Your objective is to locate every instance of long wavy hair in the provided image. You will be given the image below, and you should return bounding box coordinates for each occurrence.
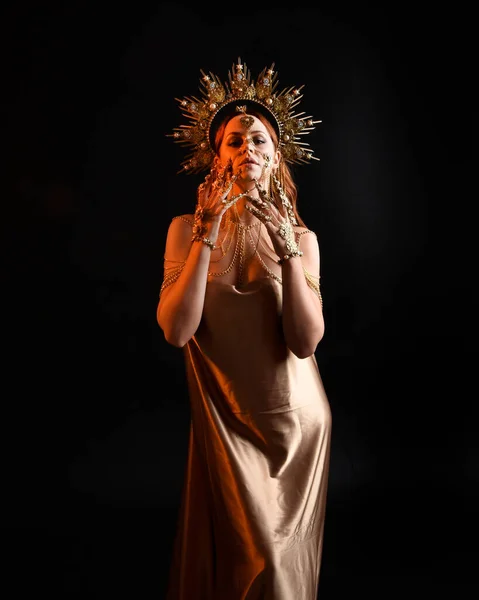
[213,110,307,228]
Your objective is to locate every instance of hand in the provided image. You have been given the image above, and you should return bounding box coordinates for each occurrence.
[195,159,249,224]
[245,178,303,262]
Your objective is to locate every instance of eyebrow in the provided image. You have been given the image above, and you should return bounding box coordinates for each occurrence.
[225,129,266,137]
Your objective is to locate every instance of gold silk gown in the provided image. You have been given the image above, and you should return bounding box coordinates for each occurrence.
[162,215,332,600]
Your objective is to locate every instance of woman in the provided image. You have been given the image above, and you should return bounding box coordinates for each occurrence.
[158,59,332,599]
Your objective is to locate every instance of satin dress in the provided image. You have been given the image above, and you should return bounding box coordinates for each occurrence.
[165,276,332,600]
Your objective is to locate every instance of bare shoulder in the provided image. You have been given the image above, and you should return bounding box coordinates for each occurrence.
[164,213,194,261]
[169,213,194,229]
[294,226,321,274]
[166,213,194,238]
[294,225,318,239]
[295,226,319,251]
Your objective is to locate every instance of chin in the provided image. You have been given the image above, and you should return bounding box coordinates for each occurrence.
[240,169,258,180]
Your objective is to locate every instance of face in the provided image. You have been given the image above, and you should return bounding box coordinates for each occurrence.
[217,114,280,185]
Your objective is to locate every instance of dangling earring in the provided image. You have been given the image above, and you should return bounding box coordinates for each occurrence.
[259,154,272,197]
[269,172,275,203]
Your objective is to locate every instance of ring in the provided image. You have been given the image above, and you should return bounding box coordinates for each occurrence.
[277,221,293,240]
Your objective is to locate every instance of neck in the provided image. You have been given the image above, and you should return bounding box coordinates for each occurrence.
[231,198,253,223]
[233,179,257,196]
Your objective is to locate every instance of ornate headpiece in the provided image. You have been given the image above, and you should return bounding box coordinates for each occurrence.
[167,58,321,174]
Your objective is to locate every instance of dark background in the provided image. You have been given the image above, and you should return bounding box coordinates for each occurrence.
[2,2,477,598]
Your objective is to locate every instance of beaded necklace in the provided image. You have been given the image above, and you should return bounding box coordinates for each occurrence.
[208,207,261,283]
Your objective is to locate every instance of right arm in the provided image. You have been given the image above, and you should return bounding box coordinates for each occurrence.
[156,216,221,348]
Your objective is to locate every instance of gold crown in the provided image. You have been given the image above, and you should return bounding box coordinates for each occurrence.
[167,58,321,174]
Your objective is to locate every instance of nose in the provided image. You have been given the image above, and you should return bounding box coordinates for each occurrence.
[239,137,255,154]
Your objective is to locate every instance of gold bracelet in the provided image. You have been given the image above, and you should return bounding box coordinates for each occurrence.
[277,250,303,265]
[192,235,216,250]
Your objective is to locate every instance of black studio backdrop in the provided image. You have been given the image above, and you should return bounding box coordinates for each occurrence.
[1,2,477,598]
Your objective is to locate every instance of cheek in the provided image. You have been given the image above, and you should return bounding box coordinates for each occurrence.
[264,143,277,157]
[218,146,234,160]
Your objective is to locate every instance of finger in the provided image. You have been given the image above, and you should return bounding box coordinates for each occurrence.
[222,173,239,198]
[197,183,205,199]
[209,164,227,192]
[252,178,272,203]
[248,195,269,210]
[212,174,224,191]
[220,179,242,205]
[197,171,212,195]
[245,203,272,223]
[218,159,233,186]
[222,190,249,210]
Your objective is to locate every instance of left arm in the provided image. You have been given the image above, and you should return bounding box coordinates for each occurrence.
[281,230,324,358]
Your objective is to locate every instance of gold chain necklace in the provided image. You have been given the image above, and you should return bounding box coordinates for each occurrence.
[237,225,246,286]
[207,208,261,281]
[208,225,240,277]
[248,228,282,283]
[209,219,235,263]
[247,222,262,261]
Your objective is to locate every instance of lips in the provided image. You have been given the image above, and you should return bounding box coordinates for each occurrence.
[240,159,258,166]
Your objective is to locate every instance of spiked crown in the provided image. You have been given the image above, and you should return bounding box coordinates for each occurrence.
[167,58,321,174]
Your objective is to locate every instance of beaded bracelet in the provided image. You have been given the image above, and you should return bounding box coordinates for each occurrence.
[277,250,303,265]
[192,235,217,250]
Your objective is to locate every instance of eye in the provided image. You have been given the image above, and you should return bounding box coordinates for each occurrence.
[226,136,267,147]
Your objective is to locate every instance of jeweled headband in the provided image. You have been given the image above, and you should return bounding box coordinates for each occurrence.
[167,58,321,174]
